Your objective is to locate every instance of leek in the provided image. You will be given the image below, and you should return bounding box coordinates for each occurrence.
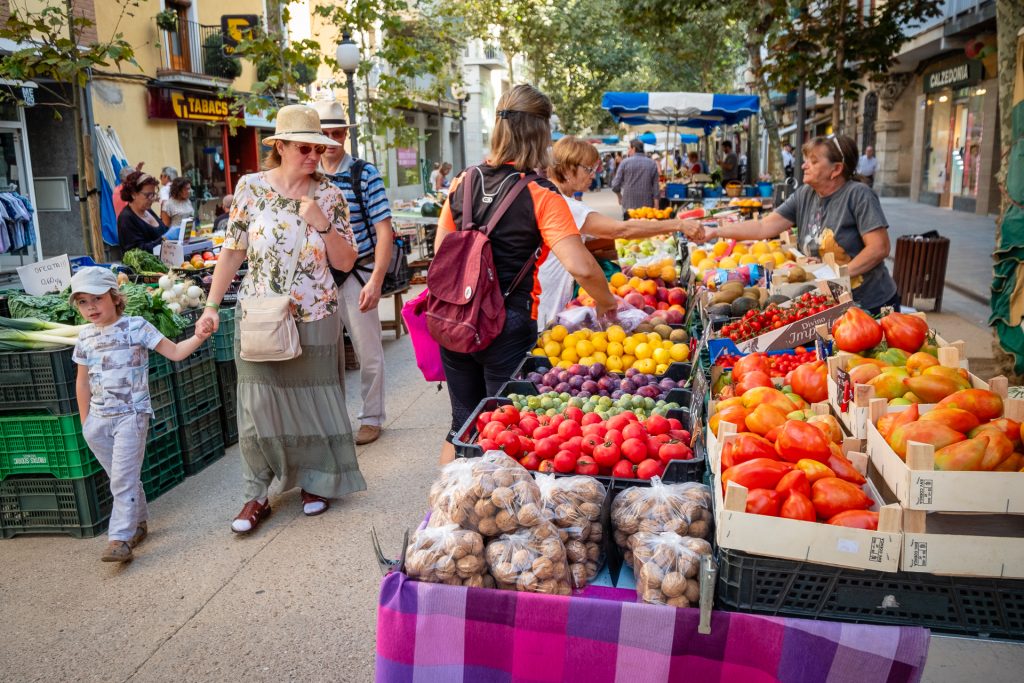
[0,317,85,349]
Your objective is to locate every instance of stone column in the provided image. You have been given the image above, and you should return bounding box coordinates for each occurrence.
[874,119,906,197]
[909,93,928,204]
[975,79,1000,215]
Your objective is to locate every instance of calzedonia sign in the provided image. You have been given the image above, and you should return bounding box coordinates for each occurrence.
[924,60,983,93]
[147,87,230,122]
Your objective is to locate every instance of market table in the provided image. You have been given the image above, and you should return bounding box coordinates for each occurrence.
[375,572,930,683]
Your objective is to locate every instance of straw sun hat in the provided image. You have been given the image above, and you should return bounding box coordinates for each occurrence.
[312,100,358,130]
[261,104,339,147]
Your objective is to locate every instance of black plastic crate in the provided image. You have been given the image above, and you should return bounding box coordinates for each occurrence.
[452,396,704,483]
[0,347,78,415]
[716,547,1024,640]
[512,356,692,384]
[141,430,184,501]
[172,358,221,424]
[0,470,112,539]
[180,408,226,476]
[221,410,239,447]
[215,360,237,415]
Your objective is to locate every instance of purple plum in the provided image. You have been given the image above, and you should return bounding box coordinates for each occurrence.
[620,379,637,394]
[581,380,599,394]
[611,390,624,399]
[588,363,605,379]
[568,376,585,390]
[625,367,639,379]
[557,370,570,384]
[555,382,571,393]
[527,372,544,384]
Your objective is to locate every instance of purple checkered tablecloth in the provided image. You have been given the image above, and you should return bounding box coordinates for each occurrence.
[376,572,930,683]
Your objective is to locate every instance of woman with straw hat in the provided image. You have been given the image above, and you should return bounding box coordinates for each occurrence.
[199,104,367,534]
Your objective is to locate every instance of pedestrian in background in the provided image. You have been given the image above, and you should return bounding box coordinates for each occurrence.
[428,162,441,192]
[720,141,739,184]
[200,104,365,534]
[159,166,178,205]
[117,171,169,254]
[213,193,233,232]
[782,143,795,181]
[611,139,659,218]
[436,162,452,191]
[72,267,210,562]
[432,84,616,465]
[112,165,136,217]
[160,176,194,240]
[315,99,395,446]
[857,145,878,189]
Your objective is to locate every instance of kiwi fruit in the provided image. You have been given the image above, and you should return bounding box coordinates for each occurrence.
[730,297,759,318]
[636,322,653,334]
[654,324,673,339]
[669,329,688,343]
[787,265,807,283]
[710,290,742,305]
[720,281,745,293]
[707,303,733,318]
[768,294,791,306]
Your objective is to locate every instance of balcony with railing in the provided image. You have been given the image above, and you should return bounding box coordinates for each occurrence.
[902,0,995,40]
[157,19,241,83]
[463,42,506,69]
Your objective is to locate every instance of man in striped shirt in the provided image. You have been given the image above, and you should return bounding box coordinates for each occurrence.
[316,100,393,446]
[611,139,660,219]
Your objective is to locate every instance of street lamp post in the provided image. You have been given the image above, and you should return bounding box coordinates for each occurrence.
[336,32,361,159]
[451,84,469,172]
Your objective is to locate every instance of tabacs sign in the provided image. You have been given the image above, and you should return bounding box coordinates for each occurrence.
[924,60,983,93]
[221,15,258,55]
[148,87,230,122]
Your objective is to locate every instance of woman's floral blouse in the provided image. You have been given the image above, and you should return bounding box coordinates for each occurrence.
[223,172,354,322]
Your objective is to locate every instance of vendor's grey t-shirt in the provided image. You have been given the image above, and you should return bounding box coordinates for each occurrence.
[776,182,898,310]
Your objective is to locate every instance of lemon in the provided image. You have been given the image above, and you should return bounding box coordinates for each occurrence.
[606,341,624,357]
[609,272,627,288]
[712,241,729,257]
[557,360,572,369]
[543,341,561,357]
[773,252,787,266]
[732,243,748,256]
[758,253,775,265]
[592,351,608,364]
[580,356,595,366]
[690,249,708,263]
[606,355,623,372]
[719,256,738,269]
[655,363,669,375]
[548,356,561,366]
[652,347,671,365]
[635,342,653,360]
[634,358,657,374]
[621,354,636,369]
[561,348,579,363]
[670,344,690,362]
[576,340,595,358]
[532,347,547,357]
[591,335,608,352]
[751,241,769,255]
[646,332,661,345]
[696,258,718,272]
[739,254,757,265]
[576,328,592,340]
[549,324,568,342]
[661,340,674,350]
[606,325,626,343]
[622,338,638,356]
[562,333,579,349]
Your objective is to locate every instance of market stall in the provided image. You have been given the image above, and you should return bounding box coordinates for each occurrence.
[374,224,1024,681]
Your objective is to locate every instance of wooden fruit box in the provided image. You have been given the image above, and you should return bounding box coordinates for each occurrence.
[712,431,902,572]
[899,507,1024,578]
[824,346,996,440]
[865,397,1024,514]
[768,256,851,299]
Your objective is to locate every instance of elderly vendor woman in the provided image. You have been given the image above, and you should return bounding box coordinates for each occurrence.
[700,134,899,314]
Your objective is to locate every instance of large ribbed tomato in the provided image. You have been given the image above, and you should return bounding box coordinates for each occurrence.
[831,307,883,353]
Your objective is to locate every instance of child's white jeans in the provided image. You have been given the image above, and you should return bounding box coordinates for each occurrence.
[82,411,149,542]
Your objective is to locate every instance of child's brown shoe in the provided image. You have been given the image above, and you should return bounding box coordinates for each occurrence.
[128,522,148,549]
[101,541,133,563]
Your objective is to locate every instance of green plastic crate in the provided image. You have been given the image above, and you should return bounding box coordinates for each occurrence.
[213,308,236,362]
[0,471,112,539]
[141,430,184,501]
[172,359,221,424]
[180,408,226,476]
[147,375,177,442]
[0,413,101,480]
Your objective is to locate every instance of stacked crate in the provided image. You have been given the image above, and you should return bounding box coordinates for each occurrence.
[214,308,238,447]
[168,326,225,475]
[0,346,185,538]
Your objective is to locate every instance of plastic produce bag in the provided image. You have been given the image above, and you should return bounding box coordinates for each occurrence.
[428,451,545,537]
[484,521,572,595]
[611,478,712,567]
[632,531,712,607]
[404,523,494,588]
[535,474,606,588]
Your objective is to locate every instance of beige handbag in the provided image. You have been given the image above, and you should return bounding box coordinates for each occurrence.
[238,182,314,362]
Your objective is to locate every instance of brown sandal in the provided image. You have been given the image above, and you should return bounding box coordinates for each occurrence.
[301,490,329,516]
[231,499,271,534]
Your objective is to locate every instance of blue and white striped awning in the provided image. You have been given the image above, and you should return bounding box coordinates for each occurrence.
[602,92,760,132]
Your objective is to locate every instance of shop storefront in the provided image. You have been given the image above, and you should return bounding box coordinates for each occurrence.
[918,59,997,213]
[0,94,42,272]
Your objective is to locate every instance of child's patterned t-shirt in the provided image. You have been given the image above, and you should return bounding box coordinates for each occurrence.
[72,316,165,416]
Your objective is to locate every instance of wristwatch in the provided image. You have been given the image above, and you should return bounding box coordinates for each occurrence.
[315,223,332,234]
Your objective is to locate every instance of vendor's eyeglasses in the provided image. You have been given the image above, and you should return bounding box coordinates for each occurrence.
[580,164,597,176]
[141,191,157,199]
[293,143,327,156]
[827,134,845,165]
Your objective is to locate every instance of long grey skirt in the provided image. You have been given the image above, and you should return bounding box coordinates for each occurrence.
[234,310,367,501]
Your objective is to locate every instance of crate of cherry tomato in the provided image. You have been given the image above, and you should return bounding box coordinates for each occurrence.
[708,286,853,358]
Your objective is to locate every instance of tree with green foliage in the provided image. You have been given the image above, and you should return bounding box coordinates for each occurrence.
[314,0,463,168]
[0,0,142,260]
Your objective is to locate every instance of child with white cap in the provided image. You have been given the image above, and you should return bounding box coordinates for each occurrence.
[71,267,210,563]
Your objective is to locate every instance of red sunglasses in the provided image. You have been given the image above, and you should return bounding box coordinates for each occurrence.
[291,143,327,156]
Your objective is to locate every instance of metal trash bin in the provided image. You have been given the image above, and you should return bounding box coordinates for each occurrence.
[892,232,950,312]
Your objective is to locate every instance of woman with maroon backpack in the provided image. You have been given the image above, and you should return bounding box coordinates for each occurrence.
[428,84,616,465]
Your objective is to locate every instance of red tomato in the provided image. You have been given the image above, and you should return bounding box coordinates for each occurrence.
[581,435,601,456]
[491,405,520,426]
[495,429,521,456]
[612,459,636,478]
[636,458,664,480]
[646,414,670,436]
[518,435,533,454]
[478,438,499,452]
[581,412,603,426]
[563,406,584,423]
[780,491,816,521]
[535,457,554,472]
[575,455,599,476]
[621,422,646,442]
[604,429,624,447]
[518,416,540,437]
[733,353,771,382]
[558,420,582,440]
[775,469,811,500]
[745,488,782,516]
[553,450,578,473]
[582,423,607,439]
[658,439,692,465]
[476,411,493,432]
[667,418,684,431]
[831,307,883,353]
[621,438,648,464]
[534,437,558,460]
[520,453,542,471]
[593,441,621,468]
[562,436,583,456]
[481,421,505,441]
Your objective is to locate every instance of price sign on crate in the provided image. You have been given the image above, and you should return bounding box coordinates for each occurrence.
[688,367,708,421]
[17,254,71,296]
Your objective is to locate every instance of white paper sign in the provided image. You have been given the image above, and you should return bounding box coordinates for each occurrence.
[17,254,72,295]
[160,240,184,268]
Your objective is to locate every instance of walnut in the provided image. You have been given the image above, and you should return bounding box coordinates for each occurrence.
[661,572,686,598]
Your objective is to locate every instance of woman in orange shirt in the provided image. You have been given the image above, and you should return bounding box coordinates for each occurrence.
[433,85,616,464]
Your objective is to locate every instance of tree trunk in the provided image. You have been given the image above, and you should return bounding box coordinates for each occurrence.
[746,38,783,177]
[71,85,94,258]
[832,0,846,134]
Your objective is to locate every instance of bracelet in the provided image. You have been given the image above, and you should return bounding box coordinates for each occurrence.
[315,223,332,234]
[204,301,220,311]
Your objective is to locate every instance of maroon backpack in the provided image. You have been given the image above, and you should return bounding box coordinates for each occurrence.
[425,167,540,354]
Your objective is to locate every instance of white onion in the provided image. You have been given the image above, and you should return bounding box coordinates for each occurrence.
[172,283,185,296]
[158,275,173,290]
[187,296,201,308]
[161,290,177,303]
[167,302,182,314]
[186,285,203,299]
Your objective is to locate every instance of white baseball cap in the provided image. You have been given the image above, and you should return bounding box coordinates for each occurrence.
[69,266,119,296]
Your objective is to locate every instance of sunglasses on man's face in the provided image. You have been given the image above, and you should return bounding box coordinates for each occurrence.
[292,143,327,156]
[325,129,347,140]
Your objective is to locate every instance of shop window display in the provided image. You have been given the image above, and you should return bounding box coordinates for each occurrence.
[921,86,985,205]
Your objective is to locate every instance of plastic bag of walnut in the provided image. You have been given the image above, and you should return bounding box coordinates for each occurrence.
[611,477,712,567]
[404,524,495,589]
[484,520,573,595]
[632,531,713,607]
[534,474,606,588]
[428,451,545,538]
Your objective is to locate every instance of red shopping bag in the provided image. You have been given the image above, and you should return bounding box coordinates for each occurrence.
[402,288,446,382]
